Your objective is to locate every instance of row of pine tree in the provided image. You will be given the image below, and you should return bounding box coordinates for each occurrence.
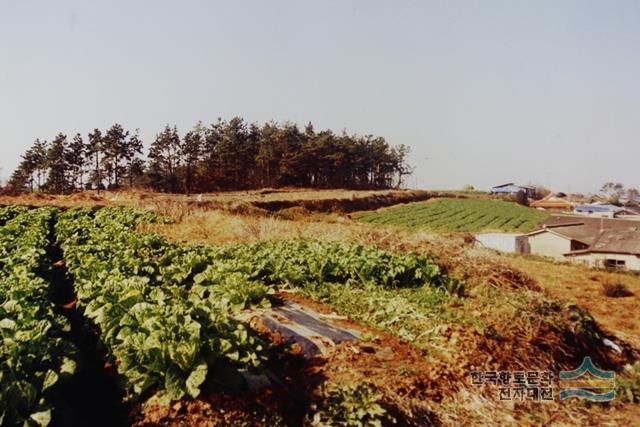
[6,117,412,194]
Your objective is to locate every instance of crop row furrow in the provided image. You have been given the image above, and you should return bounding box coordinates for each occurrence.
[0,208,78,427]
[354,198,547,233]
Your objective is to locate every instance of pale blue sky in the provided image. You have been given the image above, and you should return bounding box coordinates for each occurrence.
[1,1,639,193]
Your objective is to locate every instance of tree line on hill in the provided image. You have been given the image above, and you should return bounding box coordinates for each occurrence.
[3,118,412,194]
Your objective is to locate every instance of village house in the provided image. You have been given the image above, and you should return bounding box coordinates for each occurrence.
[529,193,574,211]
[525,217,640,271]
[621,206,640,216]
[526,223,594,260]
[564,229,640,270]
[490,183,537,198]
[573,204,630,218]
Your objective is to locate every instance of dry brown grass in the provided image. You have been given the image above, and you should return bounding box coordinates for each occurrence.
[506,255,640,348]
[439,389,640,426]
[142,209,353,244]
[0,187,469,216]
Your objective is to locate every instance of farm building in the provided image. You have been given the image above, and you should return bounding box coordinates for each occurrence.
[490,183,537,198]
[475,233,529,254]
[621,206,640,215]
[565,230,640,270]
[526,223,595,260]
[543,215,640,229]
[526,217,640,270]
[573,204,628,218]
[529,193,573,211]
[615,210,640,220]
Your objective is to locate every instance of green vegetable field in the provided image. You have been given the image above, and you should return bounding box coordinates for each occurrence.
[0,207,77,427]
[352,198,548,232]
[0,205,457,426]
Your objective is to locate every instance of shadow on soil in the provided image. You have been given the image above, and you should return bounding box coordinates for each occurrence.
[46,217,129,427]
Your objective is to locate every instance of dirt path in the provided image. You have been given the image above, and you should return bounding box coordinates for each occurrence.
[46,224,130,427]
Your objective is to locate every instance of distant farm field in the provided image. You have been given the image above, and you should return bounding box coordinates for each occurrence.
[353,198,548,232]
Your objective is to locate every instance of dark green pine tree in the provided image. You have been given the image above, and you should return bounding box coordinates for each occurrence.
[66,133,86,191]
[7,169,28,193]
[123,129,144,187]
[86,129,103,191]
[45,133,70,194]
[181,124,203,194]
[148,125,181,192]
[103,123,129,189]
[11,139,48,192]
[18,146,37,192]
[31,139,49,191]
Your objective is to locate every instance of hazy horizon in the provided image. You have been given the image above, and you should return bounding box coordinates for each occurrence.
[1,1,639,194]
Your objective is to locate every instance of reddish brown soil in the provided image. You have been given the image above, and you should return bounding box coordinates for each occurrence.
[132,392,288,427]
[133,292,454,426]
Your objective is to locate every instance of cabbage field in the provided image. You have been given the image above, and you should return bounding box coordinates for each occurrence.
[0,205,456,426]
[353,197,548,232]
[0,207,77,427]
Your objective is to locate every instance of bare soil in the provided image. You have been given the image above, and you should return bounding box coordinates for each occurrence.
[132,291,451,426]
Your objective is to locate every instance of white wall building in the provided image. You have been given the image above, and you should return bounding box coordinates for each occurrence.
[525,222,640,271]
[475,233,529,254]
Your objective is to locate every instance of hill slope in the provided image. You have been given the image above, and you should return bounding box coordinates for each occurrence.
[353,198,548,232]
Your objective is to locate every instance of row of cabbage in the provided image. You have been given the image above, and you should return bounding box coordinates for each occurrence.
[56,208,268,404]
[55,207,459,404]
[0,205,29,226]
[0,208,77,427]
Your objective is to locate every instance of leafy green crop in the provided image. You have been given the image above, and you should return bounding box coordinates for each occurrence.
[309,383,394,427]
[199,239,453,290]
[0,205,26,225]
[0,208,77,427]
[0,206,29,227]
[55,207,458,403]
[56,208,266,403]
[353,198,548,233]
